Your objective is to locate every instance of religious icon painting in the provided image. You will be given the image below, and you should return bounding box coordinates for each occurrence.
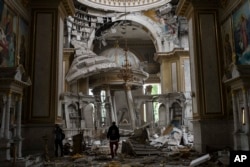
[232,0,250,65]
[0,2,17,67]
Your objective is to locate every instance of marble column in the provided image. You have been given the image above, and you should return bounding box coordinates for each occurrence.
[5,93,11,139]
[124,84,136,129]
[5,92,12,160]
[232,92,239,132]
[16,95,22,158]
[242,88,249,133]
[105,86,115,124]
[111,91,118,124]
[232,91,239,150]
[0,95,7,138]
[165,99,170,126]
[66,20,72,48]
[146,101,153,126]
[64,102,71,128]
[92,89,102,127]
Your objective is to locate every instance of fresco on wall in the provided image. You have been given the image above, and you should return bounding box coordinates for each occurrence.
[18,18,29,69]
[143,5,177,36]
[232,0,250,64]
[0,1,17,67]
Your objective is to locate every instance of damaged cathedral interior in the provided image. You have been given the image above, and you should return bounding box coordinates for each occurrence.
[0,0,250,166]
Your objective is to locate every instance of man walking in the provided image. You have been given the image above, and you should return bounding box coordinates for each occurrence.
[107,121,120,159]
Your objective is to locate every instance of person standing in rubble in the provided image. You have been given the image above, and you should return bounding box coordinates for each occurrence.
[107,121,120,159]
[54,124,65,157]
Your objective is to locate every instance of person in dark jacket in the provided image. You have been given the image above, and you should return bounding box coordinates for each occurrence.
[54,124,64,157]
[107,121,120,159]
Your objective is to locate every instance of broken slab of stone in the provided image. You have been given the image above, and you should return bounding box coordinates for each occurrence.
[149,126,183,148]
[122,139,162,156]
[189,154,211,167]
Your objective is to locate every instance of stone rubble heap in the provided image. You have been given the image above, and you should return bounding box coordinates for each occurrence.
[42,125,230,167]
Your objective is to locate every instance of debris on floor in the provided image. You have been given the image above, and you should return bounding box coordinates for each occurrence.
[40,125,229,167]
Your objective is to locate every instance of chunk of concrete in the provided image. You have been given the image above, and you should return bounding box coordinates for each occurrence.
[189,154,210,167]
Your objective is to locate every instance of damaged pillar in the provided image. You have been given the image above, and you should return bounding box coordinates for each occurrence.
[124,84,136,129]
[93,88,102,127]
[111,91,118,124]
[105,85,115,125]
[146,101,154,126]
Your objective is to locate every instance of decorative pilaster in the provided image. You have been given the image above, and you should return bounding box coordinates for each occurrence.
[242,88,249,133]
[232,92,239,133]
[5,92,12,140]
[5,92,12,160]
[176,0,231,152]
[16,95,23,158]
[29,0,75,123]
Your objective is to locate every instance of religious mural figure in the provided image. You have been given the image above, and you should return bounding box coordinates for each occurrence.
[0,7,16,67]
[233,1,250,64]
[239,14,248,52]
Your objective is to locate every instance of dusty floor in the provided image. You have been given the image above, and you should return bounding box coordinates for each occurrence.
[44,145,229,167]
[43,127,229,167]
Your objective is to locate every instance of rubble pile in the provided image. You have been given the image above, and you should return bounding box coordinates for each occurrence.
[121,124,193,157]
[43,125,230,167]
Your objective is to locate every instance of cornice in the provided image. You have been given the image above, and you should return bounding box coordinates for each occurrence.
[62,0,75,16]
[30,0,75,16]
[154,48,189,62]
[220,0,243,23]
[4,0,29,21]
[176,0,191,17]
[63,48,75,53]
[176,0,220,17]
